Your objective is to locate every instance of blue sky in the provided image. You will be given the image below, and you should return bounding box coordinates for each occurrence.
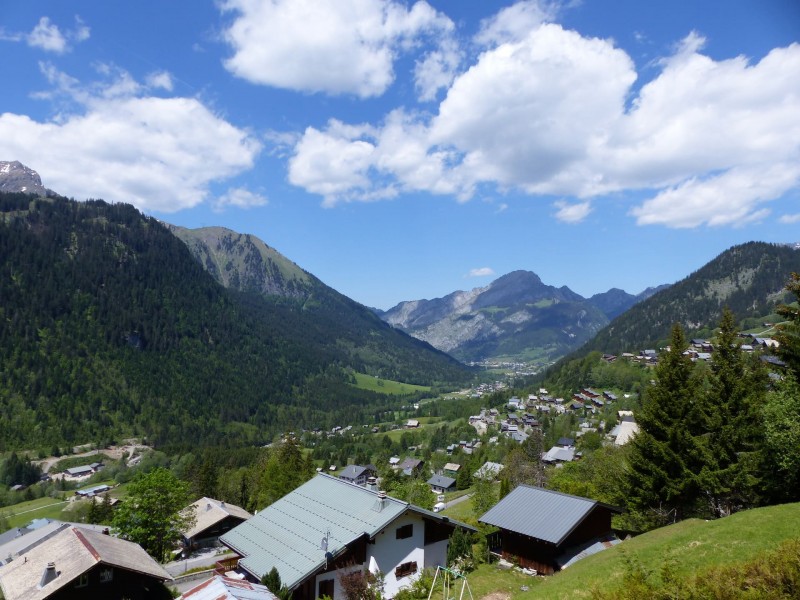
[1,1,799,309]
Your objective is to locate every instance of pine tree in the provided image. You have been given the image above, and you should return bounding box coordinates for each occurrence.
[776,272,800,377]
[698,308,766,516]
[627,324,707,525]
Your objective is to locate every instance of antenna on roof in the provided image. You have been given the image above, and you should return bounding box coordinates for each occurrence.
[320,529,330,569]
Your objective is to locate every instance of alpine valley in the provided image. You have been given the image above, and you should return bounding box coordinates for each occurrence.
[1,161,799,451]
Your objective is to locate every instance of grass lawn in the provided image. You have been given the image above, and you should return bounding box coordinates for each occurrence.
[2,496,71,528]
[516,502,800,599]
[350,372,431,395]
[430,502,800,599]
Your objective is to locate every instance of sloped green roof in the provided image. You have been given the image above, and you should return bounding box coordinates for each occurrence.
[220,475,408,589]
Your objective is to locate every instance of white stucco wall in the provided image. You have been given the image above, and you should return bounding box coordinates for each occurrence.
[368,513,426,598]
[311,514,450,599]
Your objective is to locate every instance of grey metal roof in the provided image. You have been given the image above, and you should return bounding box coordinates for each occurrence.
[427,475,456,489]
[338,464,368,480]
[220,474,409,589]
[479,485,616,545]
[542,446,575,463]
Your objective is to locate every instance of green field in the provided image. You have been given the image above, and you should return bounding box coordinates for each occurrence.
[448,502,800,599]
[350,372,431,395]
[2,496,71,528]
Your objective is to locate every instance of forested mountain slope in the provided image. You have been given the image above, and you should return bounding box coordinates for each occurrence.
[581,241,800,355]
[0,193,470,450]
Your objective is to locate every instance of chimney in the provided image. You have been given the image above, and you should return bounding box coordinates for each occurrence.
[39,562,58,588]
[220,501,225,508]
[372,490,387,513]
[366,477,377,492]
[206,503,212,512]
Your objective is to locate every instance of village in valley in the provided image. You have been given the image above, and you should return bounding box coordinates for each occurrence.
[0,328,788,600]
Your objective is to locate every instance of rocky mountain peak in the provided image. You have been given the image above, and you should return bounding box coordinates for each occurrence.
[0,161,52,197]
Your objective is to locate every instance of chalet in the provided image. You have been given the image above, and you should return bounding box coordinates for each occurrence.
[556,437,575,448]
[0,525,172,600]
[219,474,473,600]
[181,498,252,552]
[397,458,424,477]
[427,474,456,494]
[479,486,622,575]
[405,419,420,429]
[338,464,377,487]
[181,575,278,599]
[602,391,617,402]
[542,447,575,464]
[612,421,640,446]
[473,462,504,480]
[442,463,461,478]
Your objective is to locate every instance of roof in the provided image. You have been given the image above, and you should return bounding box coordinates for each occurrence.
[614,421,640,446]
[556,437,575,447]
[220,474,465,589]
[184,497,252,540]
[443,462,461,472]
[542,447,575,463]
[479,485,621,546]
[181,575,279,599]
[0,526,171,600]
[65,465,93,475]
[397,457,422,471]
[427,475,456,489]
[338,464,372,480]
[474,462,504,479]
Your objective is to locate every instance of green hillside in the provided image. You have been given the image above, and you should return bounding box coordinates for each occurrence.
[462,502,800,599]
[581,242,800,355]
[0,193,470,450]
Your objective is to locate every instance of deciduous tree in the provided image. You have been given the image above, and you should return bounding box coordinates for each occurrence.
[112,467,195,561]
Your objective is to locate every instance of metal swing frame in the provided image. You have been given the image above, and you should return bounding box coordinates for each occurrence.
[426,565,474,600]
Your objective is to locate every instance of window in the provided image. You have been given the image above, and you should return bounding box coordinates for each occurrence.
[395,524,413,540]
[99,568,113,583]
[318,578,334,598]
[395,561,417,578]
[75,573,89,588]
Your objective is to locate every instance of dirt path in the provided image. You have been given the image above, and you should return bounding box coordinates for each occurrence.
[34,443,149,473]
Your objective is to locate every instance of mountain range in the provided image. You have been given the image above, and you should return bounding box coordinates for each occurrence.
[2,161,799,449]
[376,272,663,363]
[0,163,469,449]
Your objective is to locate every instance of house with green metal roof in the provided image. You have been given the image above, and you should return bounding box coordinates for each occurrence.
[219,474,473,600]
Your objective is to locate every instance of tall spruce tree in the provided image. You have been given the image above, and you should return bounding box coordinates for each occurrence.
[627,324,707,525]
[776,272,800,377]
[698,308,766,516]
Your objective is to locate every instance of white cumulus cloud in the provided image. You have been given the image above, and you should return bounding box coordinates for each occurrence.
[25,16,90,54]
[220,0,453,98]
[553,200,592,223]
[779,213,800,224]
[0,67,261,212]
[214,187,268,211]
[467,267,495,278]
[286,8,800,230]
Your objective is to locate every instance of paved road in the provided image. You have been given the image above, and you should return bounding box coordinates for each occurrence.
[445,493,473,510]
[165,550,235,576]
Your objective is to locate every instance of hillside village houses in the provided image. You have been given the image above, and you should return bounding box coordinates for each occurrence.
[219,474,474,600]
